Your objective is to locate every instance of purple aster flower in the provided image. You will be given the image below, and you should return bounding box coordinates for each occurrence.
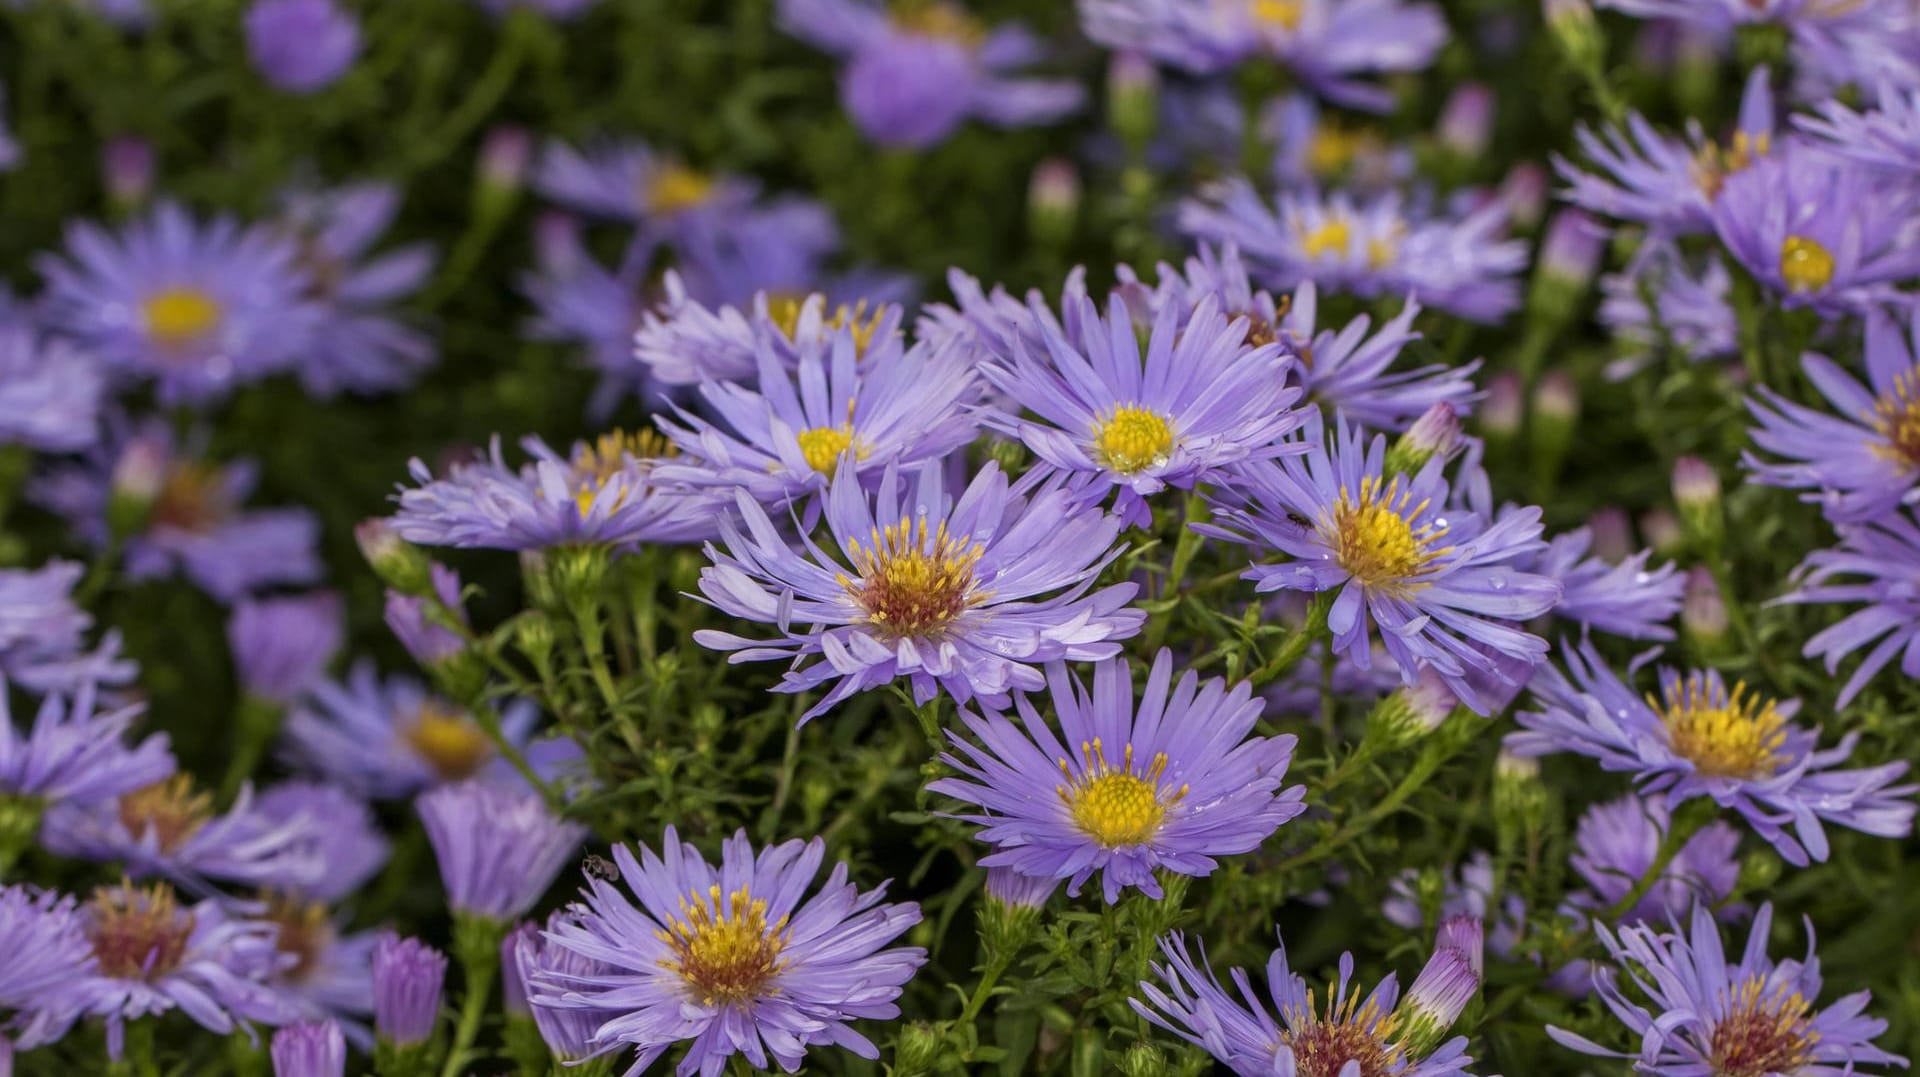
[1201,418,1560,710]
[513,909,618,1063]
[634,271,909,388]
[392,431,717,550]
[778,0,1082,148]
[983,865,1057,908]
[1566,792,1742,925]
[281,661,539,799]
[274,183,436,397]
[1132,927,1479,1077]
[0,561,133,694]
[1799,85,1920,171]
[371,933,444,1048]
[33,881,290,1059]
[526,827,926,1076]
[1382,851,1528,962]
[1557,65,1779,236]
[469,0,600,20]
[1080,0,1448,112]
[37,203,317,405]
[1549,903,1907,1075]
[694,460,1146,720]
[33,423,323,604]
[0,884,97,1034]
[258,895,378,1044]
[1711,149,1920,314]
[1778,506,1920,707]
[228,592,343,704]
[519,218,667,410]
[418,779,586,922]
[253,781,391,904]
[1180,179,1527,322]
[43,775,327,891]
[0,325,105,453]
[384,563,467,667]
[533,139,754,232]
[1532,526,1685,640]
[1598,239,1739,372]
[656,318,979,512]
[928,650,1305,903]
[1512,641,1916,865]
[271,1020,345,1077]
[246,0,360,94]
[1747,307,1920,522]
[1264,93,1411,190]
[0,680,170,816]
[978,289,1301,528]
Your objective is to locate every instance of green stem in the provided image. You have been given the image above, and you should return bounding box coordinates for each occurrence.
[1249,593,1330,685]
[218,696,284,805]
[440,916,505,1077]
[957,952,1010,1026]
[406,13,535,175]
[1603,800,1717,921]
[472,700,561,809]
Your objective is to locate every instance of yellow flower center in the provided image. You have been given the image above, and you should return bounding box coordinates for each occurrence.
[645,165,714,216]
[1301,217,1353,260]
[143,287,222,350]
[1307,125,1372,177]
[1871,369,1920,466]
[1708,976,1817,1077]
[1323,476,1450,591]
[263,892,334,982]
[892,1,985,43]
[1694,131,1771,199]
[1779,235,1834,294]
[839,517,986,639]
[403,702,494,781]
[1251,0,1304,29]
[150,461,233,533]
[1058,738,1185,847]
[570,429,672,518]
[1653,674,1790,779]
[659,885,788,1006]
[1093,406,1175,474]
[1282,987,1404,1077]
[1366,237,1397,269]
[796,425,859,475]
[117,774,212,854]
[766,295,888,356]
[87,881,195,981]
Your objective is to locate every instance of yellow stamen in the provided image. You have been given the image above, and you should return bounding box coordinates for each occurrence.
[766,295,888,356]
[403,701,494,780]
[1307,125,1371,177]
[262,892,334,982]
[143,287,221,350]
[1709,975,1818,1077]
[1301,218,1353,260]
[151,461,232,533]
[657,885,788,1006]
[569,430,672,517]
[117,775,213,854]
[796,425,858,475]
[1056,739,1186,847]
[1870,369,1920,466]
[1280,980,1404,1077]
[1250,0,1304,30]
[645,165,714,216]
[1779,235,1834,295]
[87,881,195,981]
[892,2,985,43]
[1321,475,1451,592]
[838,517,986,639]
[1093,406,1175,474]
[1652,673,1791,779]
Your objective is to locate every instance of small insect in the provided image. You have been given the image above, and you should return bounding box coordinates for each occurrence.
[582,854,619,881]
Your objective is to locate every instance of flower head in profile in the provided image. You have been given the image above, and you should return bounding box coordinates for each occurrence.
[280,661,539,799]
[1711,150,1920,314]
[418,779,586,922]
[1556,65,1778,236]
[532,830,924,1076]
[371,933,444,1048]
[929,650,1305,903]
[0,681,171,814]
[272,183,436,397]
[228,592,343,705]
[37,203,317,405]
[1747,307,1920,523]
[33,422,322,604]
[533,139,754,233]
[778,0,1082,148]
[694,460,1145,720]
[0,885,97,1034]
[391,431,717,550]
[0,561,134,694]
[383,563,468,668]
[1181,179,1526,322]
[270,1020,346,1077]
[1549,902,1907,1076]
[1566,792,1743,926]
[1203,418,1559,711]
[513,909,621,1063]
[257,892,380,1042]
[0,325,105,453]
[252,781,391,904]
[43,775,326,892]
[1512,641,1916,865]
[36,881,289,1059]
[979,288,1301,527]
[1080,0,1447,112]
[655,319,979,513]
[1529,525,1684,641]
[1778,505,1920,707]
[636,272,909,388]
[1132,921,1481,1076]
[245,0,360,95]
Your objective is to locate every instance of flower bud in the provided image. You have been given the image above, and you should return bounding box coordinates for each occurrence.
[894,1021,944,1077]
[1478,372,1524,442]
[107,433,168,539]
[1544,0,1605,74]
[1435,914,1484,978]
[354,518,432,596]
[1437,84,1494,159]
[103,136,156,210]
[1385,402,1462,476]
[1116,1043,1168,1077]
[532,211,586,277]
[980,867,1049,962]
[372,933,445,1048]
[1395,941,1480,1059]
[1107,51,1160,152]
[1738,846,1781,893]
[1681,566,1728,648]
[1640,508,1685,556]
[1366,667,1459,750]
[1539,209,1606,290]
[1028,157,1080,247]
[478,124,532,196]
[1496,163,1548,230]
[1671,456,1722,546]
[1492,742,1548,845]
[1586,506,1633,564]
[271,1020,346,1077]
[385,563,468,668]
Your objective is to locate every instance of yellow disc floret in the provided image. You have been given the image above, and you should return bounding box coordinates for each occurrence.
[1709,976,1816,1077]
[1322,476,1450,592]
[840,517,986,639]
[659,885,788,1006]
[1251,0,1304,30]
[1058,738,1186,847]
[796,425,858,475]
[1093,406,1175,474]
[143,287,222,350]
[1653,673,1791,779]
[645,165,715,216]
[404,701,494,780]
[1872,369,1920,466]
[117,775,213,854]
[1779,235,1834,295]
